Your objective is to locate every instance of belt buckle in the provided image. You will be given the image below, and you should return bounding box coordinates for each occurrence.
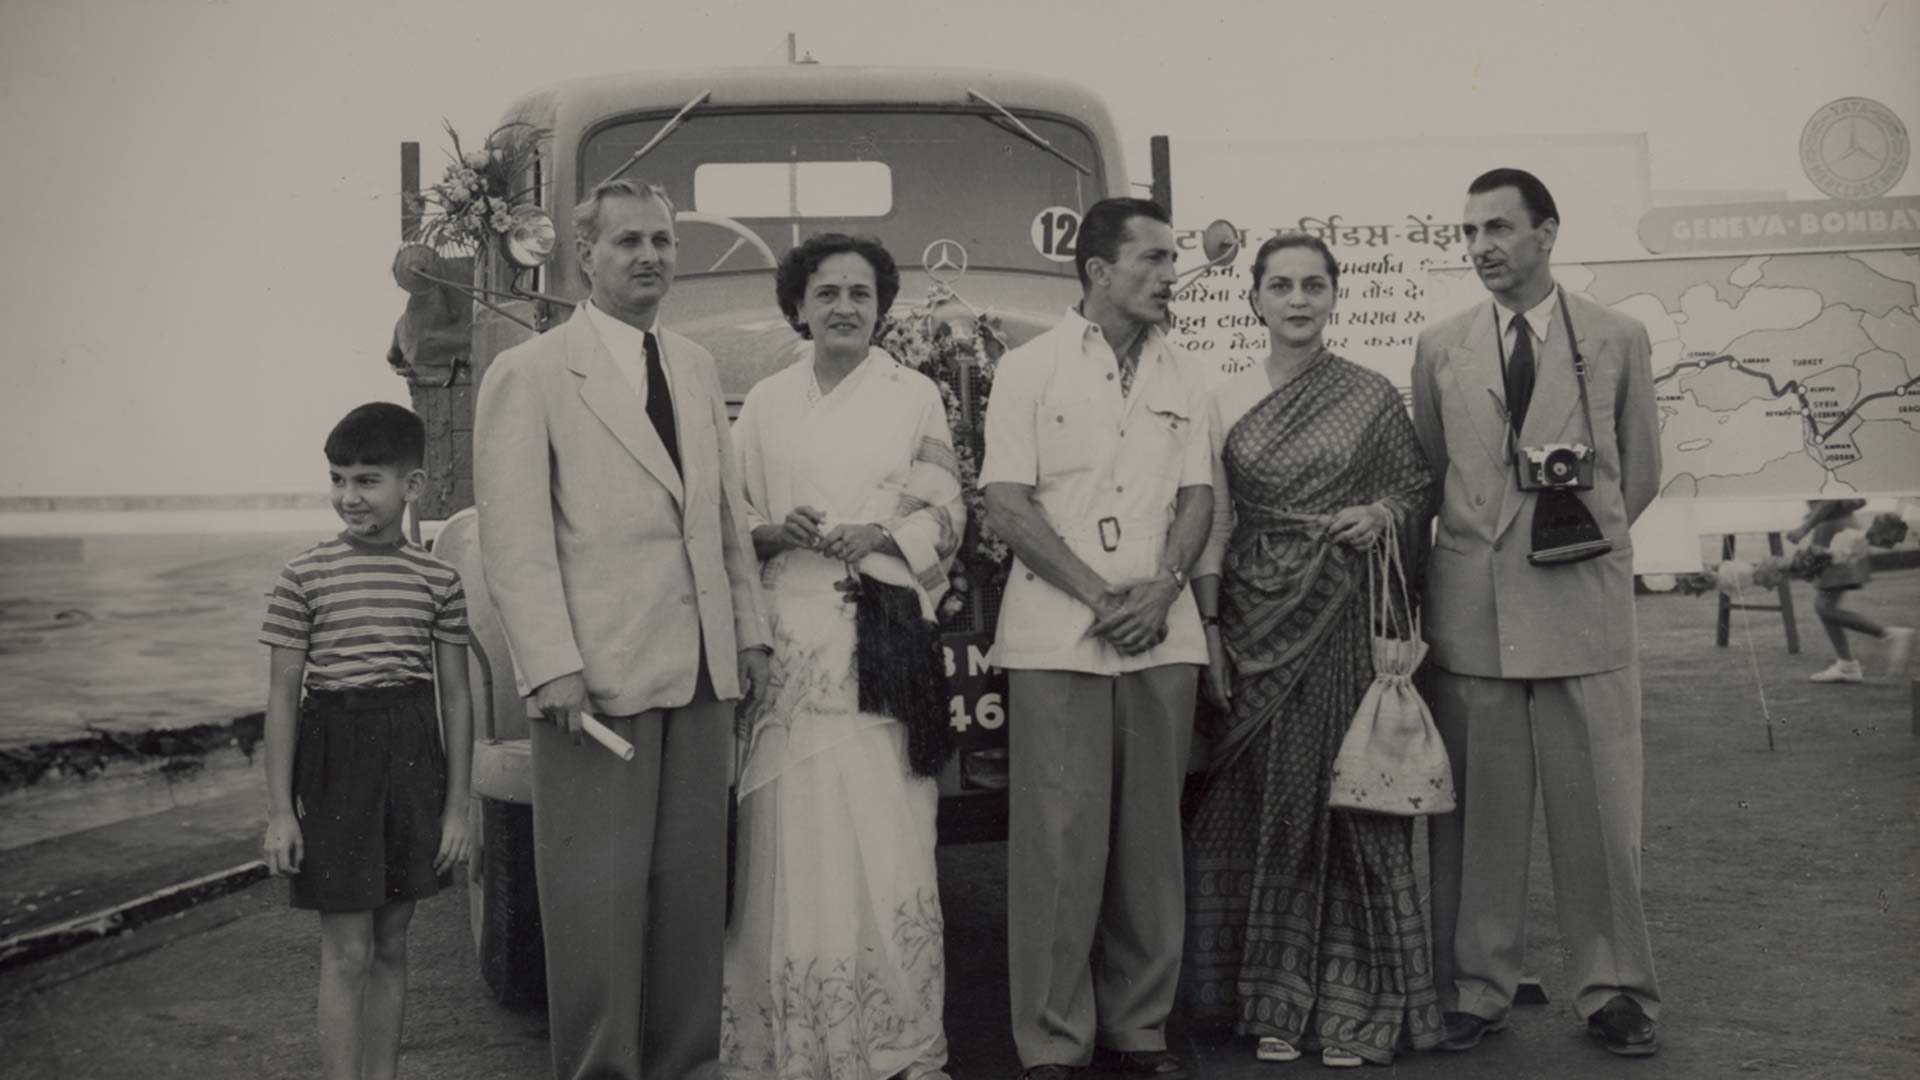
[1098,516,1122,553]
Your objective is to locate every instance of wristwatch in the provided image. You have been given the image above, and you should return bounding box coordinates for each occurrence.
[1166,566,1189,590]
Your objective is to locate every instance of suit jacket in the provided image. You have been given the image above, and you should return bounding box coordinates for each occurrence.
[473,305,769,716]
[1409,287,1660,679]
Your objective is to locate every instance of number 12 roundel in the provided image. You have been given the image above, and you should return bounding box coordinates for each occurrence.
[1031,206,1080,263]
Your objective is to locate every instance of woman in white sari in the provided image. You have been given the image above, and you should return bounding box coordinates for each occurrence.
[722,234,964,1080]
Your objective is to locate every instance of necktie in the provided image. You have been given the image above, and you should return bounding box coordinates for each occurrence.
[1504,314,1535,432]
[643,332,681,475]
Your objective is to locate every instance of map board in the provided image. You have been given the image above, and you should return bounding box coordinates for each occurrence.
[1427,253,1920,499]
[1167,137,1920,500]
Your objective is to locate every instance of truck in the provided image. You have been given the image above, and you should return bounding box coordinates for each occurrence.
[386,63,1184,1007]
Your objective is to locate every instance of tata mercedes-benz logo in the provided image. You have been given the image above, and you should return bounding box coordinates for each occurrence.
[922,238,969,286]
[1801,97,1909,200]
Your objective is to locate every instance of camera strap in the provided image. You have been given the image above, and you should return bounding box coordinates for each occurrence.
[1494,289,1599,461]
[1557,289,1600,452]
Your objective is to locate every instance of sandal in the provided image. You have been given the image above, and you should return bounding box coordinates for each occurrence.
[1320,1047,1363,1069]
[1254,1037,1301,1062]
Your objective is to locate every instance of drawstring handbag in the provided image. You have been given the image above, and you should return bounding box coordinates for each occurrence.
[1328,516,1455,816]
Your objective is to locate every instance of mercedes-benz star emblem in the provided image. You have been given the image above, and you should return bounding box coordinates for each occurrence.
[1801,97,1910,200]
[922,239,969,287]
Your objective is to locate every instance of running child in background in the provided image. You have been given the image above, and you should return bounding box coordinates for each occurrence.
[258,402,473,1080]
[1788,499,1914,684]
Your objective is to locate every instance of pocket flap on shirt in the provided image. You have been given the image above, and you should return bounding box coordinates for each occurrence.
[1140,380,1193,428]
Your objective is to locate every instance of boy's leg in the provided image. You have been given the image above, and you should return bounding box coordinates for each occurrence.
[317,910,376,1080]
[1815,590,1883,661]
[362,899,417,1080]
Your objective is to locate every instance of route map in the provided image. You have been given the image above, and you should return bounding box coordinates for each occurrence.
[1430,250,1920,498]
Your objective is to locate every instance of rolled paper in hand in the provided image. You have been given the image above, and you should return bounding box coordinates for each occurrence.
[579,712,636,761]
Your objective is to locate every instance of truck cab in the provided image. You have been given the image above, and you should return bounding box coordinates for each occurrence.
[394,64,1134,1006]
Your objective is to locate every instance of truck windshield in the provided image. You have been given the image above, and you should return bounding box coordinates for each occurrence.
[580,109,1102,277]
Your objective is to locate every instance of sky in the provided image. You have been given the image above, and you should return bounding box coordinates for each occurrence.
[2,0,1917,497]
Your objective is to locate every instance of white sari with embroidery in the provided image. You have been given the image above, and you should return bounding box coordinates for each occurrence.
[722,347,964,1080]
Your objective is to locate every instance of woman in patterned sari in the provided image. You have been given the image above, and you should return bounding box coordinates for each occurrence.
[722,234,963,1080]
[1184,234,1441,1067]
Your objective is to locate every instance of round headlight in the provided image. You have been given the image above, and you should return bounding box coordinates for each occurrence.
[506,205,556,269]
[391,243,442,295]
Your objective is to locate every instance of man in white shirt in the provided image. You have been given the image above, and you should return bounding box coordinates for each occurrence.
[982,197,1213,1080]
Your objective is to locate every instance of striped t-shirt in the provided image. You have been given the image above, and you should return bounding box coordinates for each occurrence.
[259,532,470,690]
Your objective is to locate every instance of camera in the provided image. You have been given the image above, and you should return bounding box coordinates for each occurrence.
[1516,443,1595,491]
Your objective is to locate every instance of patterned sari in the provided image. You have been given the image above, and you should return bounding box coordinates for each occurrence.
[1183,351,1442,1063]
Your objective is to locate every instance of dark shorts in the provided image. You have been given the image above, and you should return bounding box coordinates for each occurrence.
[290,682,450,912]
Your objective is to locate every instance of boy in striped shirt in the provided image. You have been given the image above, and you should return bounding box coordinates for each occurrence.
[259,402,472,1080]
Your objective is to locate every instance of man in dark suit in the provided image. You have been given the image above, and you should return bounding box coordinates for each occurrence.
[1410,168,1663,1059]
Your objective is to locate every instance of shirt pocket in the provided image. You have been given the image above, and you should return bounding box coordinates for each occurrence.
[1036,393,1104,477]
[1134,389,1194,485]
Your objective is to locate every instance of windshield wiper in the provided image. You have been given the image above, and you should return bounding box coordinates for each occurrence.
[966,88,1092,177]
[599,89,712,187]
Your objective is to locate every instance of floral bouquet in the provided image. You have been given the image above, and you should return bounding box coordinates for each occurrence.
[406,120,548,255]
[1786,546,1833,581]
[1671,571,1719,595]
[1750,557,1789,591]
[876,310,1011,622]
[1866,512,1910,549]
[1687,546,1842,597]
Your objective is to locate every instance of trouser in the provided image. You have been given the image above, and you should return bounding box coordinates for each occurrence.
[1007,665,1198,1067]
[530,661,731,1080]
[1426,665,1662,1023]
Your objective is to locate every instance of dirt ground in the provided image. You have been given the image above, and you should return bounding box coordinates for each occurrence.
[1,572,1916,1079]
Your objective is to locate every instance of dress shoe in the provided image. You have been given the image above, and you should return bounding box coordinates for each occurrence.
[1586,995,1658,1057]
[1436,1011,1508,1052]
[1092,1048,1187,1078]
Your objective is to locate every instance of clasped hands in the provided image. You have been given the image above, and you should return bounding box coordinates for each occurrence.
[1086,574,1181,656]
[775,505,887,564]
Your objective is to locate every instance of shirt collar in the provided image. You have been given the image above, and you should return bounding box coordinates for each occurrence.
[1063,305,1162,357]
[337,530,410,553]
[585,299,658,353]
[1495,284,1559,343]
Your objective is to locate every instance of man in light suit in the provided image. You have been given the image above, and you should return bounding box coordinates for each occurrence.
[1410,168,1663,1059]
[474,178,770,1080]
